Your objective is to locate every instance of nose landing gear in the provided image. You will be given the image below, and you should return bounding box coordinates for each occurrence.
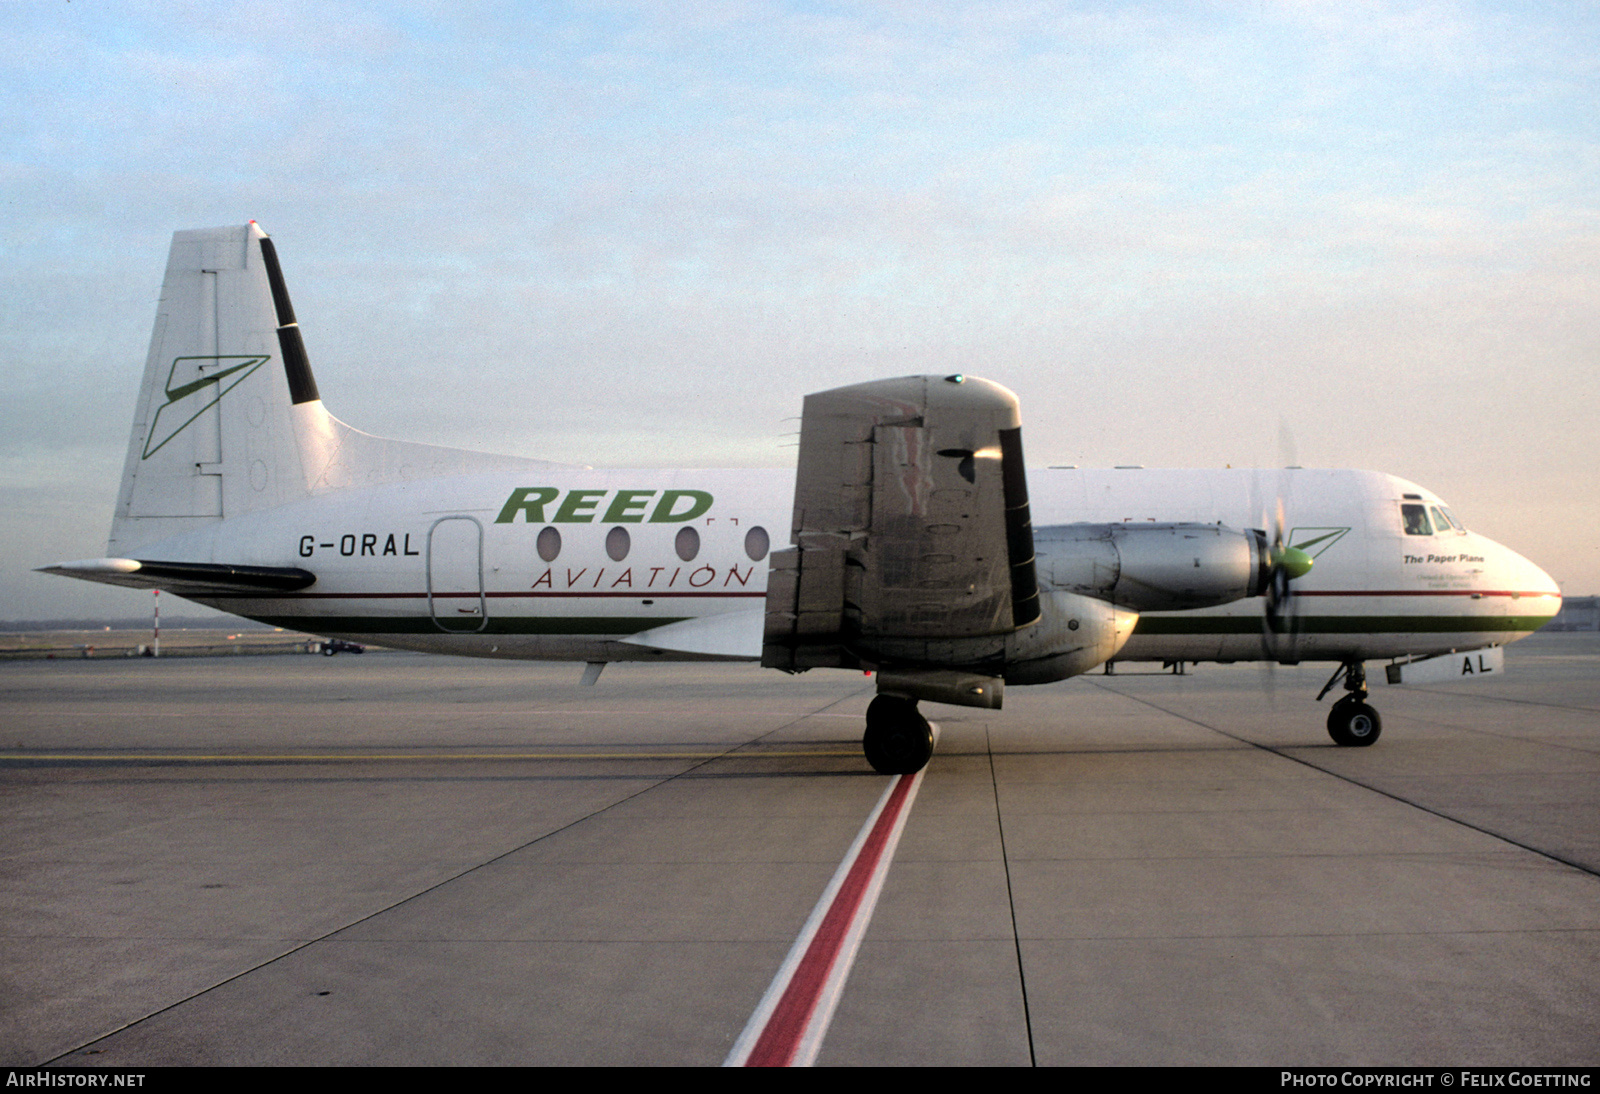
[1327,695,1382,746]
[1318,661,1382,746]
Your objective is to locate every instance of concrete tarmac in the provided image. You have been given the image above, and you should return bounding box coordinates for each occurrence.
[2,634,1596,1066]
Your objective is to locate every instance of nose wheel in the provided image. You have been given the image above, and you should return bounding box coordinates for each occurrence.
[863,694,934,774]
[1326,695,1382,746]
[1318,660,1382,746]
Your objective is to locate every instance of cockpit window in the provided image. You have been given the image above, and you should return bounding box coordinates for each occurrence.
[1401,503,1433,536]
[1439,506,1465,532]
[1429,506,1455,535]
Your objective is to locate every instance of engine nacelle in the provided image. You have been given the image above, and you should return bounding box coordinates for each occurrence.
[1036,522,1267,612]
[830,522,1262,705]
[871,590,1136,705]
[1003,589,1138,685]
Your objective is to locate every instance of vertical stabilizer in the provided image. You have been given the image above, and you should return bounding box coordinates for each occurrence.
[111,223,337,555]
[110,223,563,558]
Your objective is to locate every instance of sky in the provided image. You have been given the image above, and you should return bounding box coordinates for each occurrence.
[3,0,1597,621]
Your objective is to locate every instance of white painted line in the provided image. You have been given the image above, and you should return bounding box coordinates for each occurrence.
[725,767,926,1067]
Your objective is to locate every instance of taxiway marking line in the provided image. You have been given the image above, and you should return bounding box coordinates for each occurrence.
[725,768,925,1068]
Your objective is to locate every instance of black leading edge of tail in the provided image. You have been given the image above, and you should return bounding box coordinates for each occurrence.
[258,236,321,406]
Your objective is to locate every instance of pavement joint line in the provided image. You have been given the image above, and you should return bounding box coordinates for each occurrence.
[16,926,1600,945]
[1087,679,1600,883]
[1,709,869,719]
[1398,686,1600,715]
[2,743,1257,759]
[2,750,864,763]
[42,686,875,1067]
[987,725,1036,1067]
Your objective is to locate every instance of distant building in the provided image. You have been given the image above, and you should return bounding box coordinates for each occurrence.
[1546,596,1599,631]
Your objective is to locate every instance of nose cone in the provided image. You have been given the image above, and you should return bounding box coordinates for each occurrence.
[1274,544,1314,580]
[1480,534,1562,637]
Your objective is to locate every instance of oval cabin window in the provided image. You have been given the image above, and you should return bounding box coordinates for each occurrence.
[536,526,561,562]
[606,526,631,562]
[675,526,700,562]
[745,526,770,561]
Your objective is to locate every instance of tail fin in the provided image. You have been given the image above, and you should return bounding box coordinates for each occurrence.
[110,223,556,557]
[111,223,332,554]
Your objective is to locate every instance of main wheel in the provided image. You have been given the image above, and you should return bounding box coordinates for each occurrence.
[863,695,934,774]
[1327,697,1381,746]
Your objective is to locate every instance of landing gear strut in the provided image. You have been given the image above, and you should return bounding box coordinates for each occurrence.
[863,694,934,774]
[1317,660,1382,747]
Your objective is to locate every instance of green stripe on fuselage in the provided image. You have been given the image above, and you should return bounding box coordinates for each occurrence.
[1133,615,1553,635]
[246,613,1550,637]
[248,615,688,635]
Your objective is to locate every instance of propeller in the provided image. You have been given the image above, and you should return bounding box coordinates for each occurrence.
[1257,427,1314,663]
[1263,498,1314,652]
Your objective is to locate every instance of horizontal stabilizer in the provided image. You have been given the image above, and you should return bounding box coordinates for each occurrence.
[621,609,764,659]
[38,558,316,595]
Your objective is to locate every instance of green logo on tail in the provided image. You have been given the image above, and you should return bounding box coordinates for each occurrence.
[142,355,269,459]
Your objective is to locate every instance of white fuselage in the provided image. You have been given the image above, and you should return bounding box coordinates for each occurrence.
[145,465,1559,666]
[45,222,1565,771]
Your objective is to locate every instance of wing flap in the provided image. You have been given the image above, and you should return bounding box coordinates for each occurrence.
[764,375,1039,672]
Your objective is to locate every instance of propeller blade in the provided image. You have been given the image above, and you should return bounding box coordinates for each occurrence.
[1259,455,1311,660]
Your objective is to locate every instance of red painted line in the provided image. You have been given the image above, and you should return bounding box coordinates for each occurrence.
[742,772,919,1067]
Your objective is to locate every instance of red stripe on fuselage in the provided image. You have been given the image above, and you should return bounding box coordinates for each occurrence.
[204,590,767,600]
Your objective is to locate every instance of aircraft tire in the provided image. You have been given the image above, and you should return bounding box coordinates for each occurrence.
[1327,697,1381,747]
[863,695,934,774]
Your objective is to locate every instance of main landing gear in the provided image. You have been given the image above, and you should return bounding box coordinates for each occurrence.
[1317,660,1382,747]
[863,694,935,775]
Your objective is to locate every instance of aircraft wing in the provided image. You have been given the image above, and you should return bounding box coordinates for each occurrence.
[38,558,316,596]
[620,609,765,659]
[762,374,1039,672]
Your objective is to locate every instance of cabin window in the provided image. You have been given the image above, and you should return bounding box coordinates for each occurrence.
[675,526,700,562]
[745,526,770,561]
[606,526,631,562]
[537,526,561,561]
[1401,504,1432,536]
